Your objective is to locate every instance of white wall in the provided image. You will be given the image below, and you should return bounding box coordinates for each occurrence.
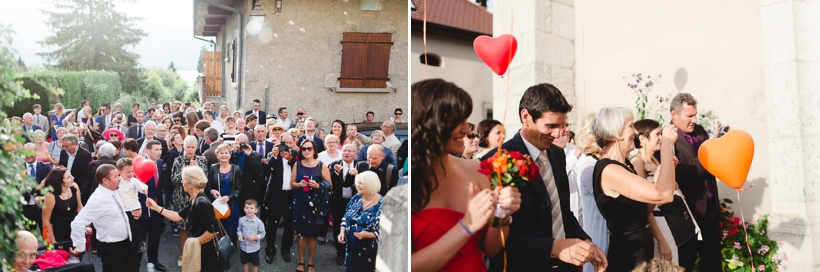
[574,0,770,215]
[410,32,495,126]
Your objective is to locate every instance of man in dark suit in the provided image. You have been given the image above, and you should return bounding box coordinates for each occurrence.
[96,103,112,133]
[250,125,274,160]
[125,110,146,139]
[329,144,359,265]
[482,83,606,271]
[22,113,42,143]
[244,99,266,122]
[231,134,265,215]
[84,144,118,205]
[136,121,169,161]
[58,134,92,202]
[137,140,168,271]
[356,145,399,196]
[669,93,724,271]
[297,119,325,154]
[22,143,52,231]
[263,133,297,264]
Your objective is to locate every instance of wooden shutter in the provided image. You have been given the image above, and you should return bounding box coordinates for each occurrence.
[203,51,223,97]
[339,33,392,88]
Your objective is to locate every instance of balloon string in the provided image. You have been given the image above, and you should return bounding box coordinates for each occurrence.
[496,8,515,272]
[736,189,756,271]
[423,0,428,78]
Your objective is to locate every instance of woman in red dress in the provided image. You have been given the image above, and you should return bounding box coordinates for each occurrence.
[411,79,521,271]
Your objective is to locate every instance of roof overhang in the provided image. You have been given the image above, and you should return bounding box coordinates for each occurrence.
[193,0,238,36]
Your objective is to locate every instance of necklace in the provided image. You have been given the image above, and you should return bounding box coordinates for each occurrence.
[60,190,72,211]
[361,195,378,209]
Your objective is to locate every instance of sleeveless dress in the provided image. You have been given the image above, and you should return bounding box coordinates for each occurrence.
[292,161,324,237]
[592,158,653,271]
[219,172,240,237]
[50,187,79,243]
[412,208,489,272]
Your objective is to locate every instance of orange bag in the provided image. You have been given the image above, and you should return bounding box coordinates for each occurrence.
[215,206,231,220]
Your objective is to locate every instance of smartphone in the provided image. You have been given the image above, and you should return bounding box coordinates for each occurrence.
[302,176,311,192]
[718,127,729,138]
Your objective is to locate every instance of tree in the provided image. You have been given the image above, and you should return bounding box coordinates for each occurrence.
[37,0,147,93]
[197,45,206,73]
[16,56,25,71]
[168,61,176,73]
[150,67,188,101]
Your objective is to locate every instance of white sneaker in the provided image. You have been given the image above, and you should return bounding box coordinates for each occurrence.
[147,263,155,272]
[178,257,182,267]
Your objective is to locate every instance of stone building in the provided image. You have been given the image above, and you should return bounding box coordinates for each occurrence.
[193,0,408,127]
[484,0,820,269]
[410,0,494,126]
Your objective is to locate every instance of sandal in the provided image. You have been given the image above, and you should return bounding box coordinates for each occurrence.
[307,264,315,272]
[296,262,305,272]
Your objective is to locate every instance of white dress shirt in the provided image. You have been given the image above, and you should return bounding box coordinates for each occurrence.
[342,160,354,198]
[66,151,77,171]
[276,118,292,129]
[282,158,293,191]
[71,186,131,252]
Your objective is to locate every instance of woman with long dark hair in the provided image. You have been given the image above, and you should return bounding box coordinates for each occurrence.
[411,79,521,271]
[290,139,331,272]
[41,168,83,245]
[474,119,505,160]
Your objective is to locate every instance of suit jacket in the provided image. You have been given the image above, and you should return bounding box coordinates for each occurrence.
[126,124,144,139]
[22,124,41,143]
[483,132,590,272]
[249,141,274,161]
[83,156,117,204]
[203,141,220,166]
[59,148,92,200]
[356,160,398,196]
[329,159,358,206]
[24,161,52,203]
[145,159,166,207]
[34,114,50,137]
[96,114,112,133]
[298,134,325,154]
[232,151,265,201]
[137,136,169,162]
[357,144,398,167]
[264,152,295,209]
[674,124,720,223]
[244,110,266,120]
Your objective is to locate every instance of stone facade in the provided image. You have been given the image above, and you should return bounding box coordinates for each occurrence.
[209,0,408,128]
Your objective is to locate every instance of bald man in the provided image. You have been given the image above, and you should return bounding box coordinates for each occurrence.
[381,120,401,158]
[13,230,38,272]
[231,134,265,215]
[356,145,399,196]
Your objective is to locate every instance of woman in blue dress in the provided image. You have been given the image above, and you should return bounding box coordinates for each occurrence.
[290,139,331,272]
[338,171,383,272]
[206,144,243,247]
[50,103,67,141]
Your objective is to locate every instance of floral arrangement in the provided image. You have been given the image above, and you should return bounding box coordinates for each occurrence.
[624,73,662,121]
[478,150,538,189]
[719,198,786,271]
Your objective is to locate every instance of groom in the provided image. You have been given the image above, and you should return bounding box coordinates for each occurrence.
[482,83,606,271]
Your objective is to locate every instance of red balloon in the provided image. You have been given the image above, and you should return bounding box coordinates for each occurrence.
[133,156,156,184]
[473,34,518,76]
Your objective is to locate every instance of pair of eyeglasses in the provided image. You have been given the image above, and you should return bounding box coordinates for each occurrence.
[466,133,479,139]
[174,119,181,122]
[301,147,314,151]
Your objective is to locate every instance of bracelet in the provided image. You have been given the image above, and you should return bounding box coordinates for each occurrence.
[458,219,474,236]
[160,208,164,215]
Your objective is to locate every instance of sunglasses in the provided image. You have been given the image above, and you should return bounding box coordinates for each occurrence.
[273,128,283,131]
[301,147,314,151]
[466,133,479,139]
[109,134,118,138]
[395,112,402,115]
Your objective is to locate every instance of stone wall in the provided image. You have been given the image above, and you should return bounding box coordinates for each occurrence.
[231,0,409,128]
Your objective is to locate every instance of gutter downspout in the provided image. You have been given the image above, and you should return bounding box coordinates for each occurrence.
[197,0,244,111]
[193,35,216,48]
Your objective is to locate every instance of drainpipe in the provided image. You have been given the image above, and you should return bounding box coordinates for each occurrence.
[193,35,216,48]
[198,0,244,111]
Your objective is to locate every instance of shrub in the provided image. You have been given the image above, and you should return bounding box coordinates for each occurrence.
[720,198,786,271]
[6,71,122,116]
[3,77,53,117]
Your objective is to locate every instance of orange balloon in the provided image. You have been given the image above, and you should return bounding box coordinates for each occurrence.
[698,130,754,189]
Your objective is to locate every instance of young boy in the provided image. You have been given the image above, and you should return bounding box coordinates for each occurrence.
[116,158,148,252]
[238,199,266,272]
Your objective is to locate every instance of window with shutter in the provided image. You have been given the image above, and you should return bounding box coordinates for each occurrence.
[339,33,392,88]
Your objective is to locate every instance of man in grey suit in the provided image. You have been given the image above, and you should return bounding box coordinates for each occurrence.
[202,127,221,166]
[33,104,50,138]
[125,110,145,139]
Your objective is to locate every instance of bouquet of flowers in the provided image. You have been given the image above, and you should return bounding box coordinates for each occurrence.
[478,150,538,189]
[719,198,786,271]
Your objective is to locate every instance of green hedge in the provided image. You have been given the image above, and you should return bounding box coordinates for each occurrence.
[7,71,121,117]
[4,77,53,118]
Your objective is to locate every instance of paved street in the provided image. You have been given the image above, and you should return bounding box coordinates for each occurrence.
[79,221,345,272]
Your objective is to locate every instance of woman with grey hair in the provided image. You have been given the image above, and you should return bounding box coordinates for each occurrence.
[589,107,679,271]
[171,135,210,267]
[47,127,68,164]
[356,130,397,166]
[338,171,382,272]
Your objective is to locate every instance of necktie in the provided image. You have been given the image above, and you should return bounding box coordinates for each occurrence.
[258,143,264,155]
[36,115,40,123]
[137,125,143,138]
[538,151,565,241]
[154,164,160,202]
[112,192,132,241]
[29,164,35,177]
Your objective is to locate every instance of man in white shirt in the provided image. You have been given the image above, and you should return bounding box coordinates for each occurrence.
[70,164,140,272]
[203,110,224,135]
[329,144,359,264]
[263,133,296,264]
[276,107,292,129]
[380,120,401,159]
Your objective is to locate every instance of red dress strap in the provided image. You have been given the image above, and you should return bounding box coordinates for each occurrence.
[412,208,488,272]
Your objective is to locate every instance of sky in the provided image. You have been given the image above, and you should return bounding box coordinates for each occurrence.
[0,0,207,85]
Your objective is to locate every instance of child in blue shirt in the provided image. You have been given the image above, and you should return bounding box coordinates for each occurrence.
[238,199,266,272]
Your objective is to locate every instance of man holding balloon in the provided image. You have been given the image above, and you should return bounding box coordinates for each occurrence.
[669,93,729,271]
[132,140,168,271]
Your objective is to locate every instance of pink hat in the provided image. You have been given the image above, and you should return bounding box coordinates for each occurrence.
[102,128,124,141]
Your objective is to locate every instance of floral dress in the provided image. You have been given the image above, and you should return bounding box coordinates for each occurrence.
[171,155,209,229]
[341,193,382,272]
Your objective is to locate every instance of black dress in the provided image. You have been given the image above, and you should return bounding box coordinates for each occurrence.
[179,192,220,271]
[592,158,653,271]
[50,187,79,243]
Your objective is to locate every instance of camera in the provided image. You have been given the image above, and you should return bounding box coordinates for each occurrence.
[278,144,289,152]
[183,157,191,165]
[296,112,304,116]
[239,142,249,150]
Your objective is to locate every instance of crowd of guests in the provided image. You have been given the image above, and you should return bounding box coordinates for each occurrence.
[412,78,726,272]
[10,98,408,272]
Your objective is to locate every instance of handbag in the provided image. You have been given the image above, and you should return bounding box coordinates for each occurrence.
[657,190,702,246]
[213,208,236,263]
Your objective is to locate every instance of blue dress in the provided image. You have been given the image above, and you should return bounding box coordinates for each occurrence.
[51,113,65,140]
[292,161,329,237]
[341,194,382,272]
[219,172,240,237]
